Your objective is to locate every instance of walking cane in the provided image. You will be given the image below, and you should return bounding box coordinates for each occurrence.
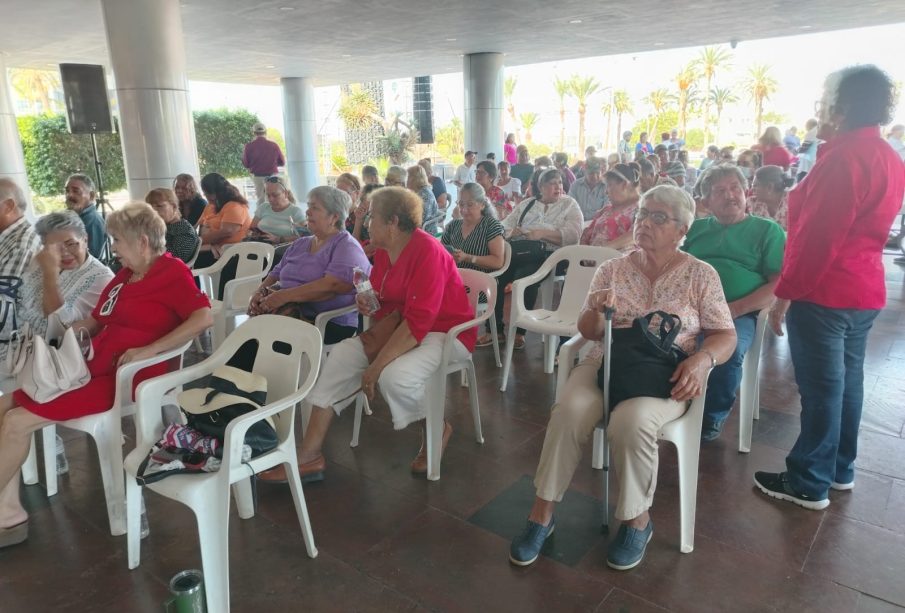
[601,306,615,535]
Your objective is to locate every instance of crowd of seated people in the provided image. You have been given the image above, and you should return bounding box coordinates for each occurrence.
[1,64,901,596]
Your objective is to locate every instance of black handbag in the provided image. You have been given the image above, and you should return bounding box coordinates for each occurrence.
[185,406,278,458]
[508,198,549,266]
[599,311,689,408]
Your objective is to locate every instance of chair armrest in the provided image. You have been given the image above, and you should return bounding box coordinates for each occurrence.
[558,333,588,365]
[113,340,193,412]
[509,251,562,311]
[222,272,268,310]
[313,305,358,335]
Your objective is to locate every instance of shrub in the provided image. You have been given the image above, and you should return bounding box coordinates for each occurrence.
[193,108,261,177]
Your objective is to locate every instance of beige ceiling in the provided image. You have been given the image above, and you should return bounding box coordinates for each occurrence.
[4,0,905,85]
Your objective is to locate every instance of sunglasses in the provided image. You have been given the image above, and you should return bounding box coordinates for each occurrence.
[635,208,680,226]
[265,176,287,188]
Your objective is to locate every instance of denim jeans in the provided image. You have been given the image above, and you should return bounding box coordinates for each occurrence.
[703,312,758,431]
[785,301,879,498]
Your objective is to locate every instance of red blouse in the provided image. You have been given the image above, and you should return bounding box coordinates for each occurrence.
[761,145,793,171]
[775,126,905,309]
[371,229,477,351]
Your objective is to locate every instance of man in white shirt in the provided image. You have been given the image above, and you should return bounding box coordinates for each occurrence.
[618,131,633,163]
[568,159,608,220]
[796,119,821,181]
[887,125,905,161]
[454,151,477,187]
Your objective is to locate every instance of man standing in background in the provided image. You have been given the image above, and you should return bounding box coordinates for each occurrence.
[242,122,285,207]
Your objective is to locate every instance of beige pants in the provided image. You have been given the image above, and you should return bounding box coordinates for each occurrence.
[534,359,685,520]
[252,175,267,207]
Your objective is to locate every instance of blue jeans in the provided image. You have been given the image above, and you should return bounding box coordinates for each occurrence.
[785,301,879,498]
[703,312,758,431]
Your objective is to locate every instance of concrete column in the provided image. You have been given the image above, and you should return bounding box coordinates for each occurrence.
[0,56,34,220]
[463,53,504,163]
[281,77,320,206]
[100,0,198,199]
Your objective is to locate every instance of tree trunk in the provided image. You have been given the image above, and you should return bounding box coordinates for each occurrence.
[508,103,520,142]
[604,107,612,151]
[578,103,587,153]
[559,106,565,151]
[703,75,712,144]
[616,114,623,149]
[755,97,763,139]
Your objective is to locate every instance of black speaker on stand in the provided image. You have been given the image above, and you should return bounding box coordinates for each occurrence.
[60,63,115,263]
[413,76,434,144]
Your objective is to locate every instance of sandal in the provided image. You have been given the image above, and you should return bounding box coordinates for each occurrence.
[475,333,504,348]
[513,335,526,351]
[411,422,453,474]
[0,520,28,549]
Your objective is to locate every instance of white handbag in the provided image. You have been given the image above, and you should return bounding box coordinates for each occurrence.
[4,317,94,403]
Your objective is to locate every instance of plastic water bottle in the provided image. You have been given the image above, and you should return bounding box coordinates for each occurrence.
[352,267,380,315]
[55,435,69,475]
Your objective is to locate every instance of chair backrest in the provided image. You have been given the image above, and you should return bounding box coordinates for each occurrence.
[223,242,276,305]
[458,269,496,325]
[489,241,512,279]
[552,245,621,315]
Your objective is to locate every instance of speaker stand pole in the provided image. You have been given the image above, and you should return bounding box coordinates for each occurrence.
[89,130,114,265]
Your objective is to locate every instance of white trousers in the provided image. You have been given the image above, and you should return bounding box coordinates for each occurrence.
[306,333,470,430]
[534,359,685,520]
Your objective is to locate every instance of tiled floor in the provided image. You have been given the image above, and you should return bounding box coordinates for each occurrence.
[3,254,904,612]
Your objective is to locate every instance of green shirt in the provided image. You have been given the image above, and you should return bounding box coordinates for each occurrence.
[682,215,786,303]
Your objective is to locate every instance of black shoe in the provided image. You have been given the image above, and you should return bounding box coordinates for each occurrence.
[509,517,555,566]
[700,421,723,442]
[753,471,829,510]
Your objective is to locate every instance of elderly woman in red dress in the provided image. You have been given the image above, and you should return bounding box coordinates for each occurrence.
[0,202,212,549]
[285,186,476,482]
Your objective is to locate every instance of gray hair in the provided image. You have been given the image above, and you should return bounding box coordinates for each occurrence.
[385,165,406,185]
[309,185,351,229]
[641,185,695,229]
[698,163,747,199]
[458,182,498,220]
[34,210,88,241]
[0,178,28,212]
[66,173,96,193]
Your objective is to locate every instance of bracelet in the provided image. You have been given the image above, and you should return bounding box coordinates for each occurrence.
[470,255,477,265]
[699,349,717,369]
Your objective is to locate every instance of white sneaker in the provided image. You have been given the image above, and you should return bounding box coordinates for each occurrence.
[830,481,854,491]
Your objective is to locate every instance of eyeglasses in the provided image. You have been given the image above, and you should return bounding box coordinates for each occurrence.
[457,200,480,209]
[635,208,680,225]
[265,176,287,188]
[99,282,123,316]
[59,239,83,252]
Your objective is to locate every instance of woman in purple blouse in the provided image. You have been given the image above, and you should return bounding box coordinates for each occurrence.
[248,185,371,343]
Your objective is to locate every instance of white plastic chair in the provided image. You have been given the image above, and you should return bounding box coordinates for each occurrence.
[184,239,203,268]
[558,333,711,554]
[349,269,495,480]
[478,241,511,369]
[124,316,321,613]
[499,246,620,391]
[193,242,275,351]
[737,308,769,453]
[17,342,191,534]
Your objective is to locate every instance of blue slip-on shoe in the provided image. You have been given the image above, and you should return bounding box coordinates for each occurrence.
[606,520,654,570]
[754,471,829,510]
[509,517,555,566]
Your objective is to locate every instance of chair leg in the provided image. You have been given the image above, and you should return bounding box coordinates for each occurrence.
[232,478,255,520]
[426,374,445,481]
[42,425,57,497]
[350,394,364,448]
[674,436,701,554]
[94,419,126,536]
[543,334,556,374]
[285,461,319,559]
[489,316,502,368]
[22,434,39,485]
[466,364,483,444]
[499,323,517,392]
[126,480,143,569]
[591,425,605,470]
[196,501,232,613]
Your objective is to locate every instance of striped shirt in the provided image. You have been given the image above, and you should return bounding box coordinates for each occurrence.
[568,177,608,220]
[441,216,504,271]
[0,217,41,342]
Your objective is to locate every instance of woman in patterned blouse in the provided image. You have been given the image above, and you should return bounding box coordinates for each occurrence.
[475,160,511,219]
[750,165,792,230]
[145,188,201,264]
[580,163,641,250]
[441,183,506,273]
[509,185,737,572]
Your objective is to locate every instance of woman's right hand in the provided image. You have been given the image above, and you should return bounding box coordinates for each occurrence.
[769,299,790,336]
[355,292,376,316]
[36,245,62,273]
[587,288,615,313]
[355,200,370,218]
[247,288,268,316]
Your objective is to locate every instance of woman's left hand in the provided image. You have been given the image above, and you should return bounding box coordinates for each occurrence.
[260,289,290,311]
[669,353,711,402]
[453,249,469,264]
[35,245,62,273]
[361,363,384,401]
[117,346,158,367]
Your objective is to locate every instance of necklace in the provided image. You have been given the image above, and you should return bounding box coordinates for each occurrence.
[128,271,145,284]
[641,250,680,279]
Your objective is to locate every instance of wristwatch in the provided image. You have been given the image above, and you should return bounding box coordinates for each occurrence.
[470,255,477,265]
[700,349,717,369]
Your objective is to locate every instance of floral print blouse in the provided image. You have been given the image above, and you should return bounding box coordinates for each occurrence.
[750,193,789,231]
[580,203,638,248]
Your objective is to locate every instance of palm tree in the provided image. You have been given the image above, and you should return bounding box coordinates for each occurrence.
[568,76,601,153]
[553,76,570,150]
[694,46,733,143]
[709,87,738,144]
[744,64,779,138]
[643,88,675,138]
[675,63,699,138]
[504,76,520,141]
[613,90,633,147]
[9,68,61,113]
[520,112,540,144]
[601,99,613,151]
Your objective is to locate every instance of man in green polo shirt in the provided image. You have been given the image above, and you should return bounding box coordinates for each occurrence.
[683,163,786,440]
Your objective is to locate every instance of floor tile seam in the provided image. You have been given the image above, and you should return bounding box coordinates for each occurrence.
[799,510,827,573]
[591,587,617,612]
[308,547,426,610]
[594,587,675,612]
[854,592,905,611]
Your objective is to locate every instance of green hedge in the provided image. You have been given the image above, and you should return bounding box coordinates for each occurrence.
[17,108,264,197]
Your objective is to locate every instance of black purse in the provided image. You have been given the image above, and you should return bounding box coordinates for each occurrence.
[185,406,278,458]
[599,311,689,408]
[508,199,549,266]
